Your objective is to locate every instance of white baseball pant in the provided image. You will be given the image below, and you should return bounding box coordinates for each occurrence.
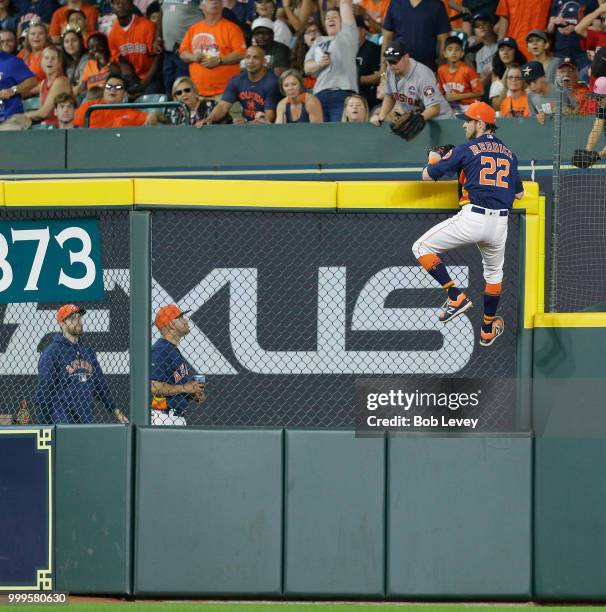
[151,409,187,426]
[412,204,508,284]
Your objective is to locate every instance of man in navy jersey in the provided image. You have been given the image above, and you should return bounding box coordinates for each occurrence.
[151,304,206,426]
[200,45,280,124]
[36,304,129,423]
[412,101,525,347]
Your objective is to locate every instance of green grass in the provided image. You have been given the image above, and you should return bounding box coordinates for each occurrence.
[3,603,606,612]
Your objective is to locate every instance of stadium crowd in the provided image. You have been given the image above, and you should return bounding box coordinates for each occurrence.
[1,0,606,129]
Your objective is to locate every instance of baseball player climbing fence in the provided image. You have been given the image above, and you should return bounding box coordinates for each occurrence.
[550,80,606,312]
[0,209,130,425]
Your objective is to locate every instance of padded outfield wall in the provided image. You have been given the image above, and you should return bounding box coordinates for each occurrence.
[0,179,604,600]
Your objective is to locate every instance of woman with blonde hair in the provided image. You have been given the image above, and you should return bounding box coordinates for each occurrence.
[342,93,368,121]
[169,76,218,125]
[18,22,51,84]
[499,64,530,118]
[25,45,72,126]
[275,68,323,123]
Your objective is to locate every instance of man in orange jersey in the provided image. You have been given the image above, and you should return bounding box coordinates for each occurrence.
[108,0,162,94]
[49,0,98,44]
[179,0,245,101]
[495,0,550,58]
[557,56,593,115]
[437,33,483,113]
[74,74,165,127]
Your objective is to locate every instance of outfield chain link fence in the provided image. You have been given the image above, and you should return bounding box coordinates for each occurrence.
[550,102,606,312]
[151,209,521,431]
[0,209,130,425]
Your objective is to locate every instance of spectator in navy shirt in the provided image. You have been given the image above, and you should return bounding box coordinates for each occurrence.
[200,45,280,123]
[381,0,450,72]
[13,0,57,34]
[0,49,36,129]
[548,0,590,71]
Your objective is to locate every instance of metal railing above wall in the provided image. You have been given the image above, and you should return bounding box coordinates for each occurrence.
[84,102,189,128]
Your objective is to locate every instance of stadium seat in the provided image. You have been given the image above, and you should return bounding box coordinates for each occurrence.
[22,96,40,111]
[135,93,168,112]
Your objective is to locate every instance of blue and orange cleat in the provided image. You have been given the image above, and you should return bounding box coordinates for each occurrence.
[479,316,505,347]
[439,293,473,323]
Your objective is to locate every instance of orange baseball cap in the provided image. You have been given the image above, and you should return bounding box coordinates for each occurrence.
[56,304,86,322]
[154,304,191,329]
[456,101,497,126]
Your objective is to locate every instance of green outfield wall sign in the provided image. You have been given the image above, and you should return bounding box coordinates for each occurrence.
[0,218,104,303]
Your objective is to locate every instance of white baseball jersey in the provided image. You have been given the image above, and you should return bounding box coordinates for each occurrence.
[384,58,453,118]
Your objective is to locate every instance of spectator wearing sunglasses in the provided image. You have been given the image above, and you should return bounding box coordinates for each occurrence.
[167,75,220,124]
[74,73,165,126]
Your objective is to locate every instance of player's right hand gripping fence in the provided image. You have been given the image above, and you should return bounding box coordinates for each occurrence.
[0,209,130,426]
[550,92,606,312]
[151,209,522,431]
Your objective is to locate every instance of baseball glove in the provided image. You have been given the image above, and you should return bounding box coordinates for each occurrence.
[390,111,426,141]
[571,149,601,169]
[427,144,455,158]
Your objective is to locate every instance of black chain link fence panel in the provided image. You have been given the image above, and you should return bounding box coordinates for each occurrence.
[151,210,521,431]
[552,113,606,312]
[0,209,130,425]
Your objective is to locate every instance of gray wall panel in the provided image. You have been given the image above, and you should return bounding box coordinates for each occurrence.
[135,428,282,595]
[387,436,531,598]
[284,430,385,597]
[54,425,131,594]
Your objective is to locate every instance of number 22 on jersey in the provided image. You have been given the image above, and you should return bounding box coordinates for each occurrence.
[479,155,510,188]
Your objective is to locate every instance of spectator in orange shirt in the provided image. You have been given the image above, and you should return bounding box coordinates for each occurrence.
[495,0,551,58]
[18,22,50,83]
[74,73,165,126]
[77,32,112,94]
[49,0,98,44]
[557,56,593,115]
[499,63,529,116]
[437,32,483,112]
[108,0,161,94]
[178,0,246,100]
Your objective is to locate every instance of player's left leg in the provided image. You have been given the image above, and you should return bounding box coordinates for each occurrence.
[477,229,507,347]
